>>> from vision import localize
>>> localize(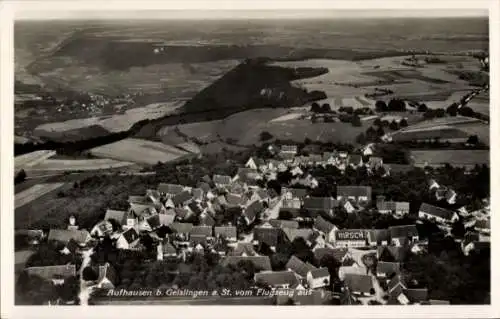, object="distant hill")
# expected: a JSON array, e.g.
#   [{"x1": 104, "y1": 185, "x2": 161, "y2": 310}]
[{"x1": 182, "y1": 58, "x2": 327, "y2": 114}]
